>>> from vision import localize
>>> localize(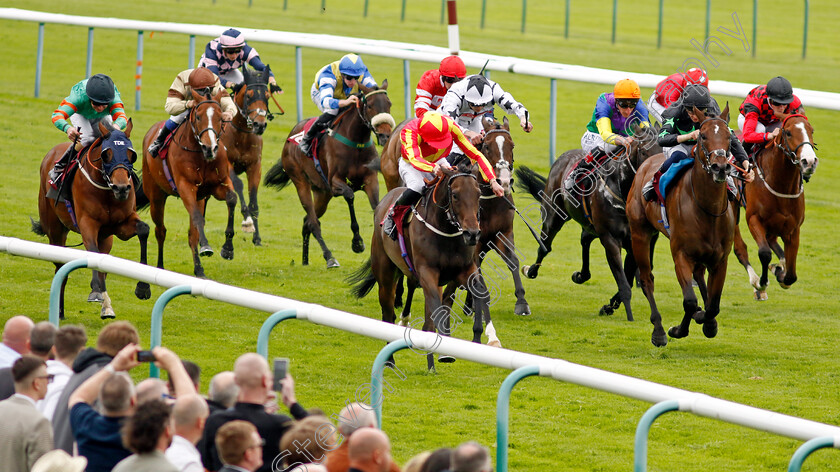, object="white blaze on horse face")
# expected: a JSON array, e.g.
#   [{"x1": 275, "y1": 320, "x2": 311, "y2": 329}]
[
  {"x1": 206, "y1": 107, "x2": 217, "y2": 150},
  {"x1": 795, "y1": 122, "x2": 818, "y2": 168},
  {"x1": 495, "y1": 135, "x2": 512, "y2": 189},
  {"x1": 714, "y1": 123, "x2": 720, "y2": 135}
]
